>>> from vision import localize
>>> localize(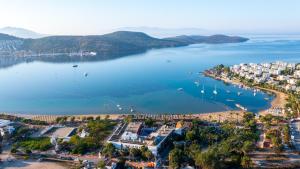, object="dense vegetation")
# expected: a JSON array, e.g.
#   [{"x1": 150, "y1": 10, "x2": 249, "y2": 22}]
[
  {"x1": 168, "y1": 112, "x2": 258, "y2": 169},
  {"x1": 15, "y1": 137, "x2": 52, "y2": 152},
  {"x1": 165, "y1": 35, "x2": 248, "y2": 44},
  {"x1": 60, "y1": 119, "x2": 116, "y2": 155}
]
